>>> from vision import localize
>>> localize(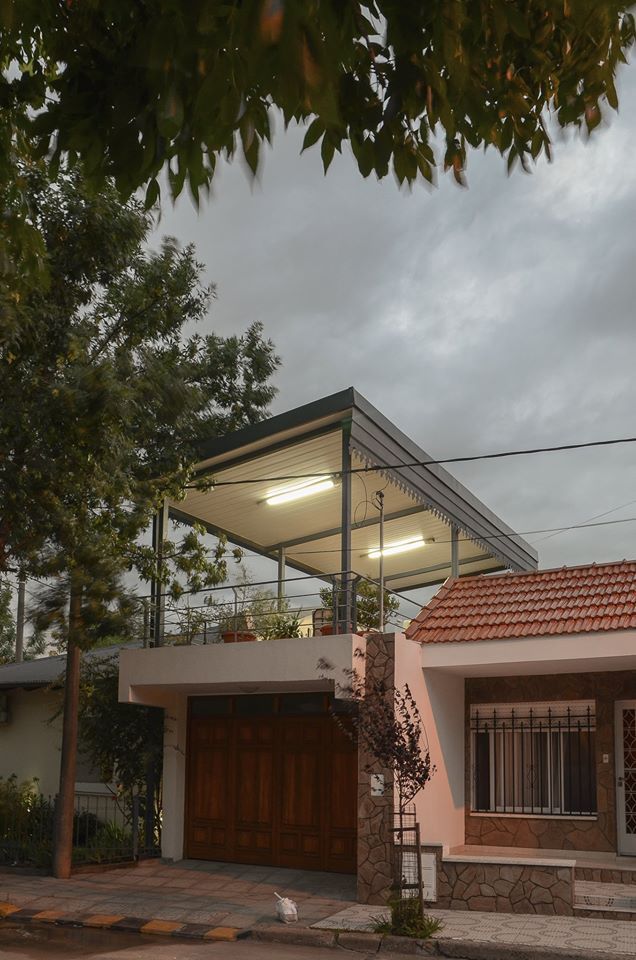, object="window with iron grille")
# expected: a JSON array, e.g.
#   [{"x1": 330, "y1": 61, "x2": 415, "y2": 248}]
[{"x1": 470, "y1": 701, "x2": 597, "y2": 817}]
